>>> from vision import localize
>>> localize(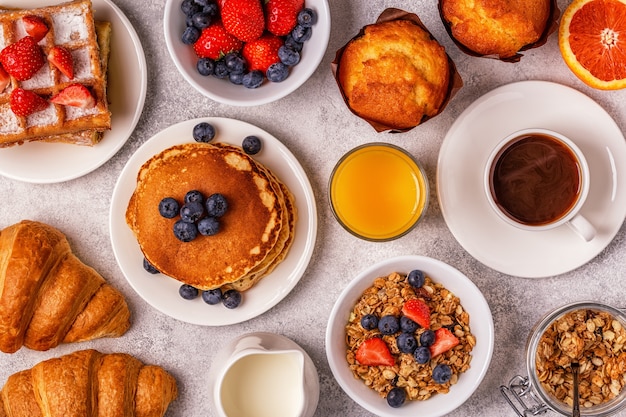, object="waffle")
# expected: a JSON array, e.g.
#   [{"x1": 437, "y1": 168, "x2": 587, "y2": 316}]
[{"x1": 0, "y1": 0, "x2": 111, "y2": 148}]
